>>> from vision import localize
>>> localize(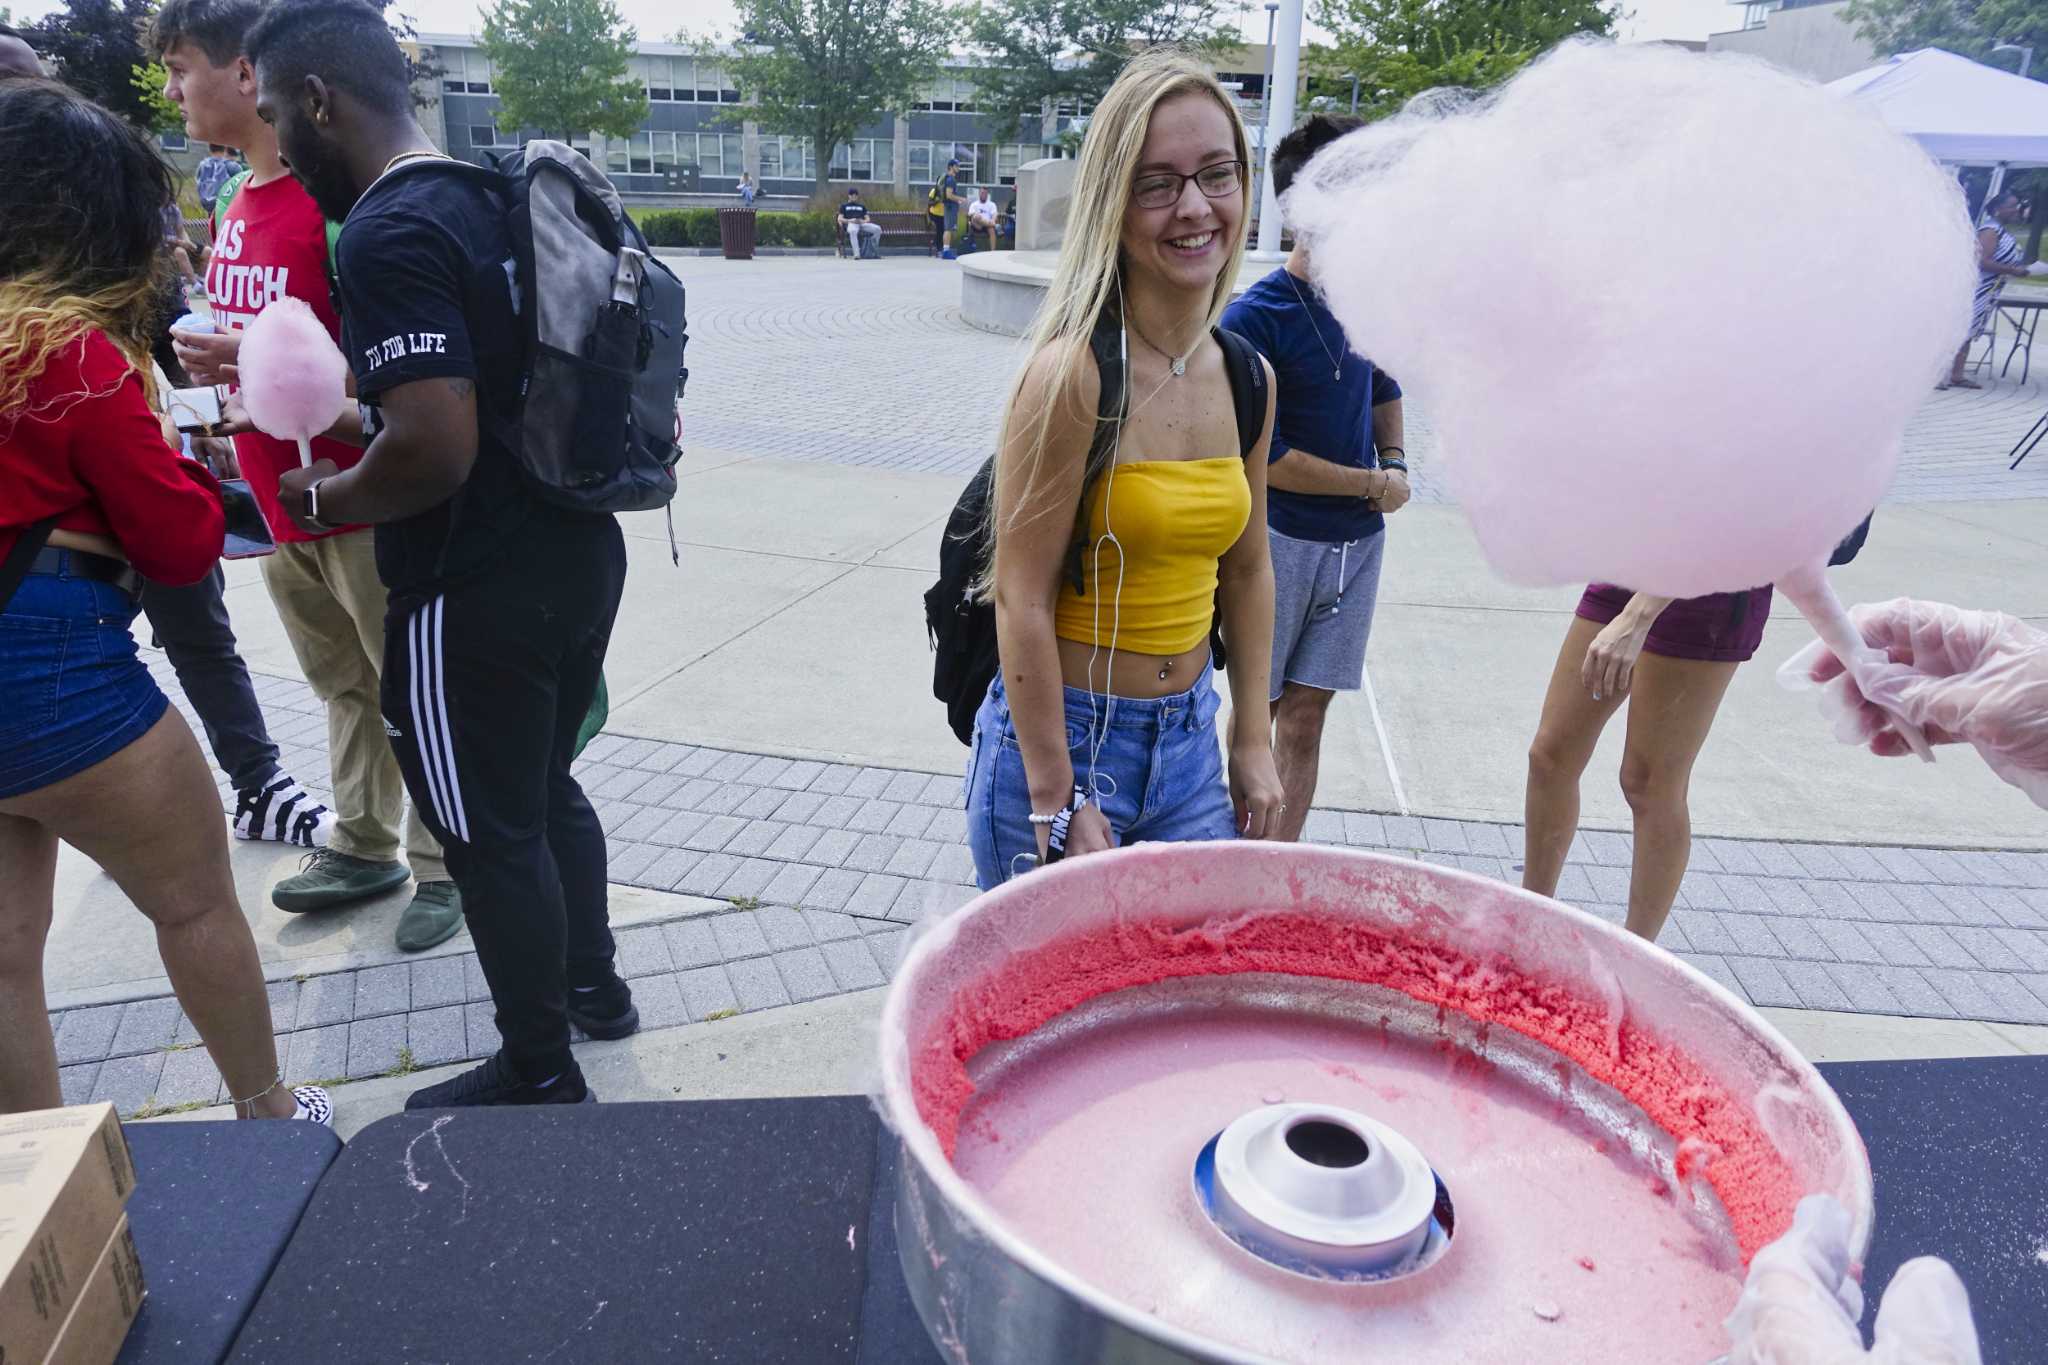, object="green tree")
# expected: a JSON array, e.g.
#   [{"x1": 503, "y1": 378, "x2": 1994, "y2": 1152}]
[
  {"x1": 1844, "y1": 0, "x2": 2048, "y2": 254},
  {"x1": 25, "y1": 0, "x2": 157, "y2": 127},
  {"x1": 966, "y1": 0, "x2": 1237, "y2": 143},
  {"x1": 1845, "y1": 0, "x2": 2047, "y2": 72},
  {"x1": 703, "y1": 0, "x2": 956, "y2": 198},
  {"x1": 1316, "y1": 0, "x2": 1618, "y2": 121},
  {"x1": 131, "y1": 56, "x2": 181, "y2": 132},
  {"x1": 479, "y1": 0, "x2": 649, "y2": 142}
]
